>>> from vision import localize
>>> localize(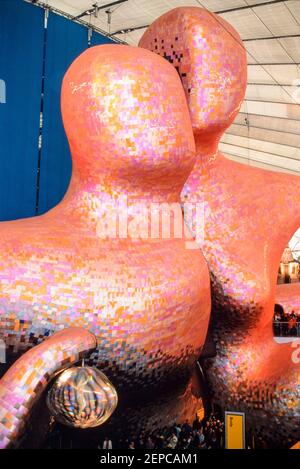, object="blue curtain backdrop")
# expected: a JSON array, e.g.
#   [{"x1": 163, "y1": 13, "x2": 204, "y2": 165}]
[
  {"x1": 37, "y1": 13, "x2": 88, "y2": 215},
  {"x1": 91, "y1": 29, "x2": 115, "y2": 46},
  {"x1": 0, "y1": 0, "x2": 115, "y2": 220},
  {"x1": 0, "y1": 0, "x2": 44, "y2": 220},
  {"x1": 38, "y1": 14, "x2": 115, "y2": 215}
]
